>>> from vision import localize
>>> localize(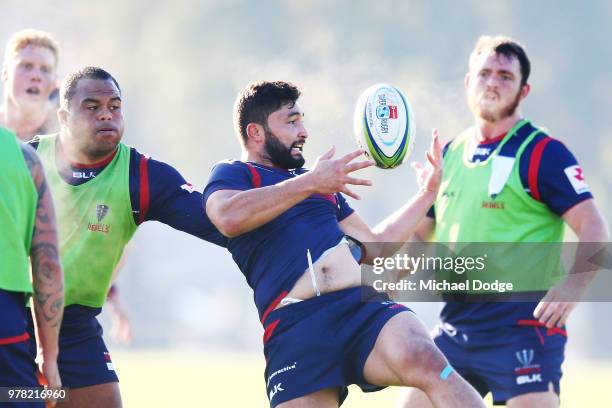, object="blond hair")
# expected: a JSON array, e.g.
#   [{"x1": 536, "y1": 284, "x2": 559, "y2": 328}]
[{"x1": 4, "y1": 29, "x2": 60, "y2": 67}]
